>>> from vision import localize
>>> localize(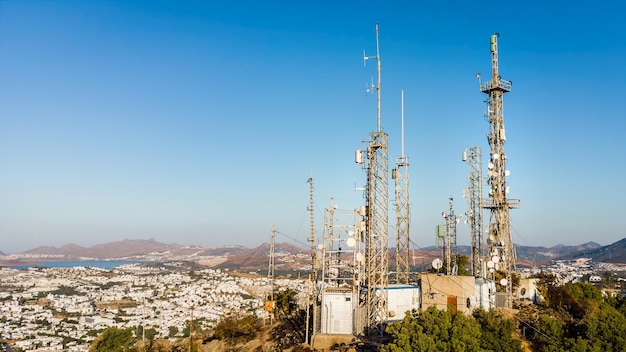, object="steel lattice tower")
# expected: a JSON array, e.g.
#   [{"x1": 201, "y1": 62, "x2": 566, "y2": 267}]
[
  {"x1": 308, "y1": 176, "x2": 317, "y2": 275},
  {"x1": 463, "y1": 146, "x2": 484, "y2": 278},
  {"x1": 478, "y1": 33, "x2": 519, "y2": 308},
  {"x1": 363, "y1": 24, "x2": 389, "y2": 333},
  {"x1": 442, "y1": 197, "x2": 459, "y2": 275},
  {"x1": 393, "y1": 91, "x2": 410, "y2": 284}
]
